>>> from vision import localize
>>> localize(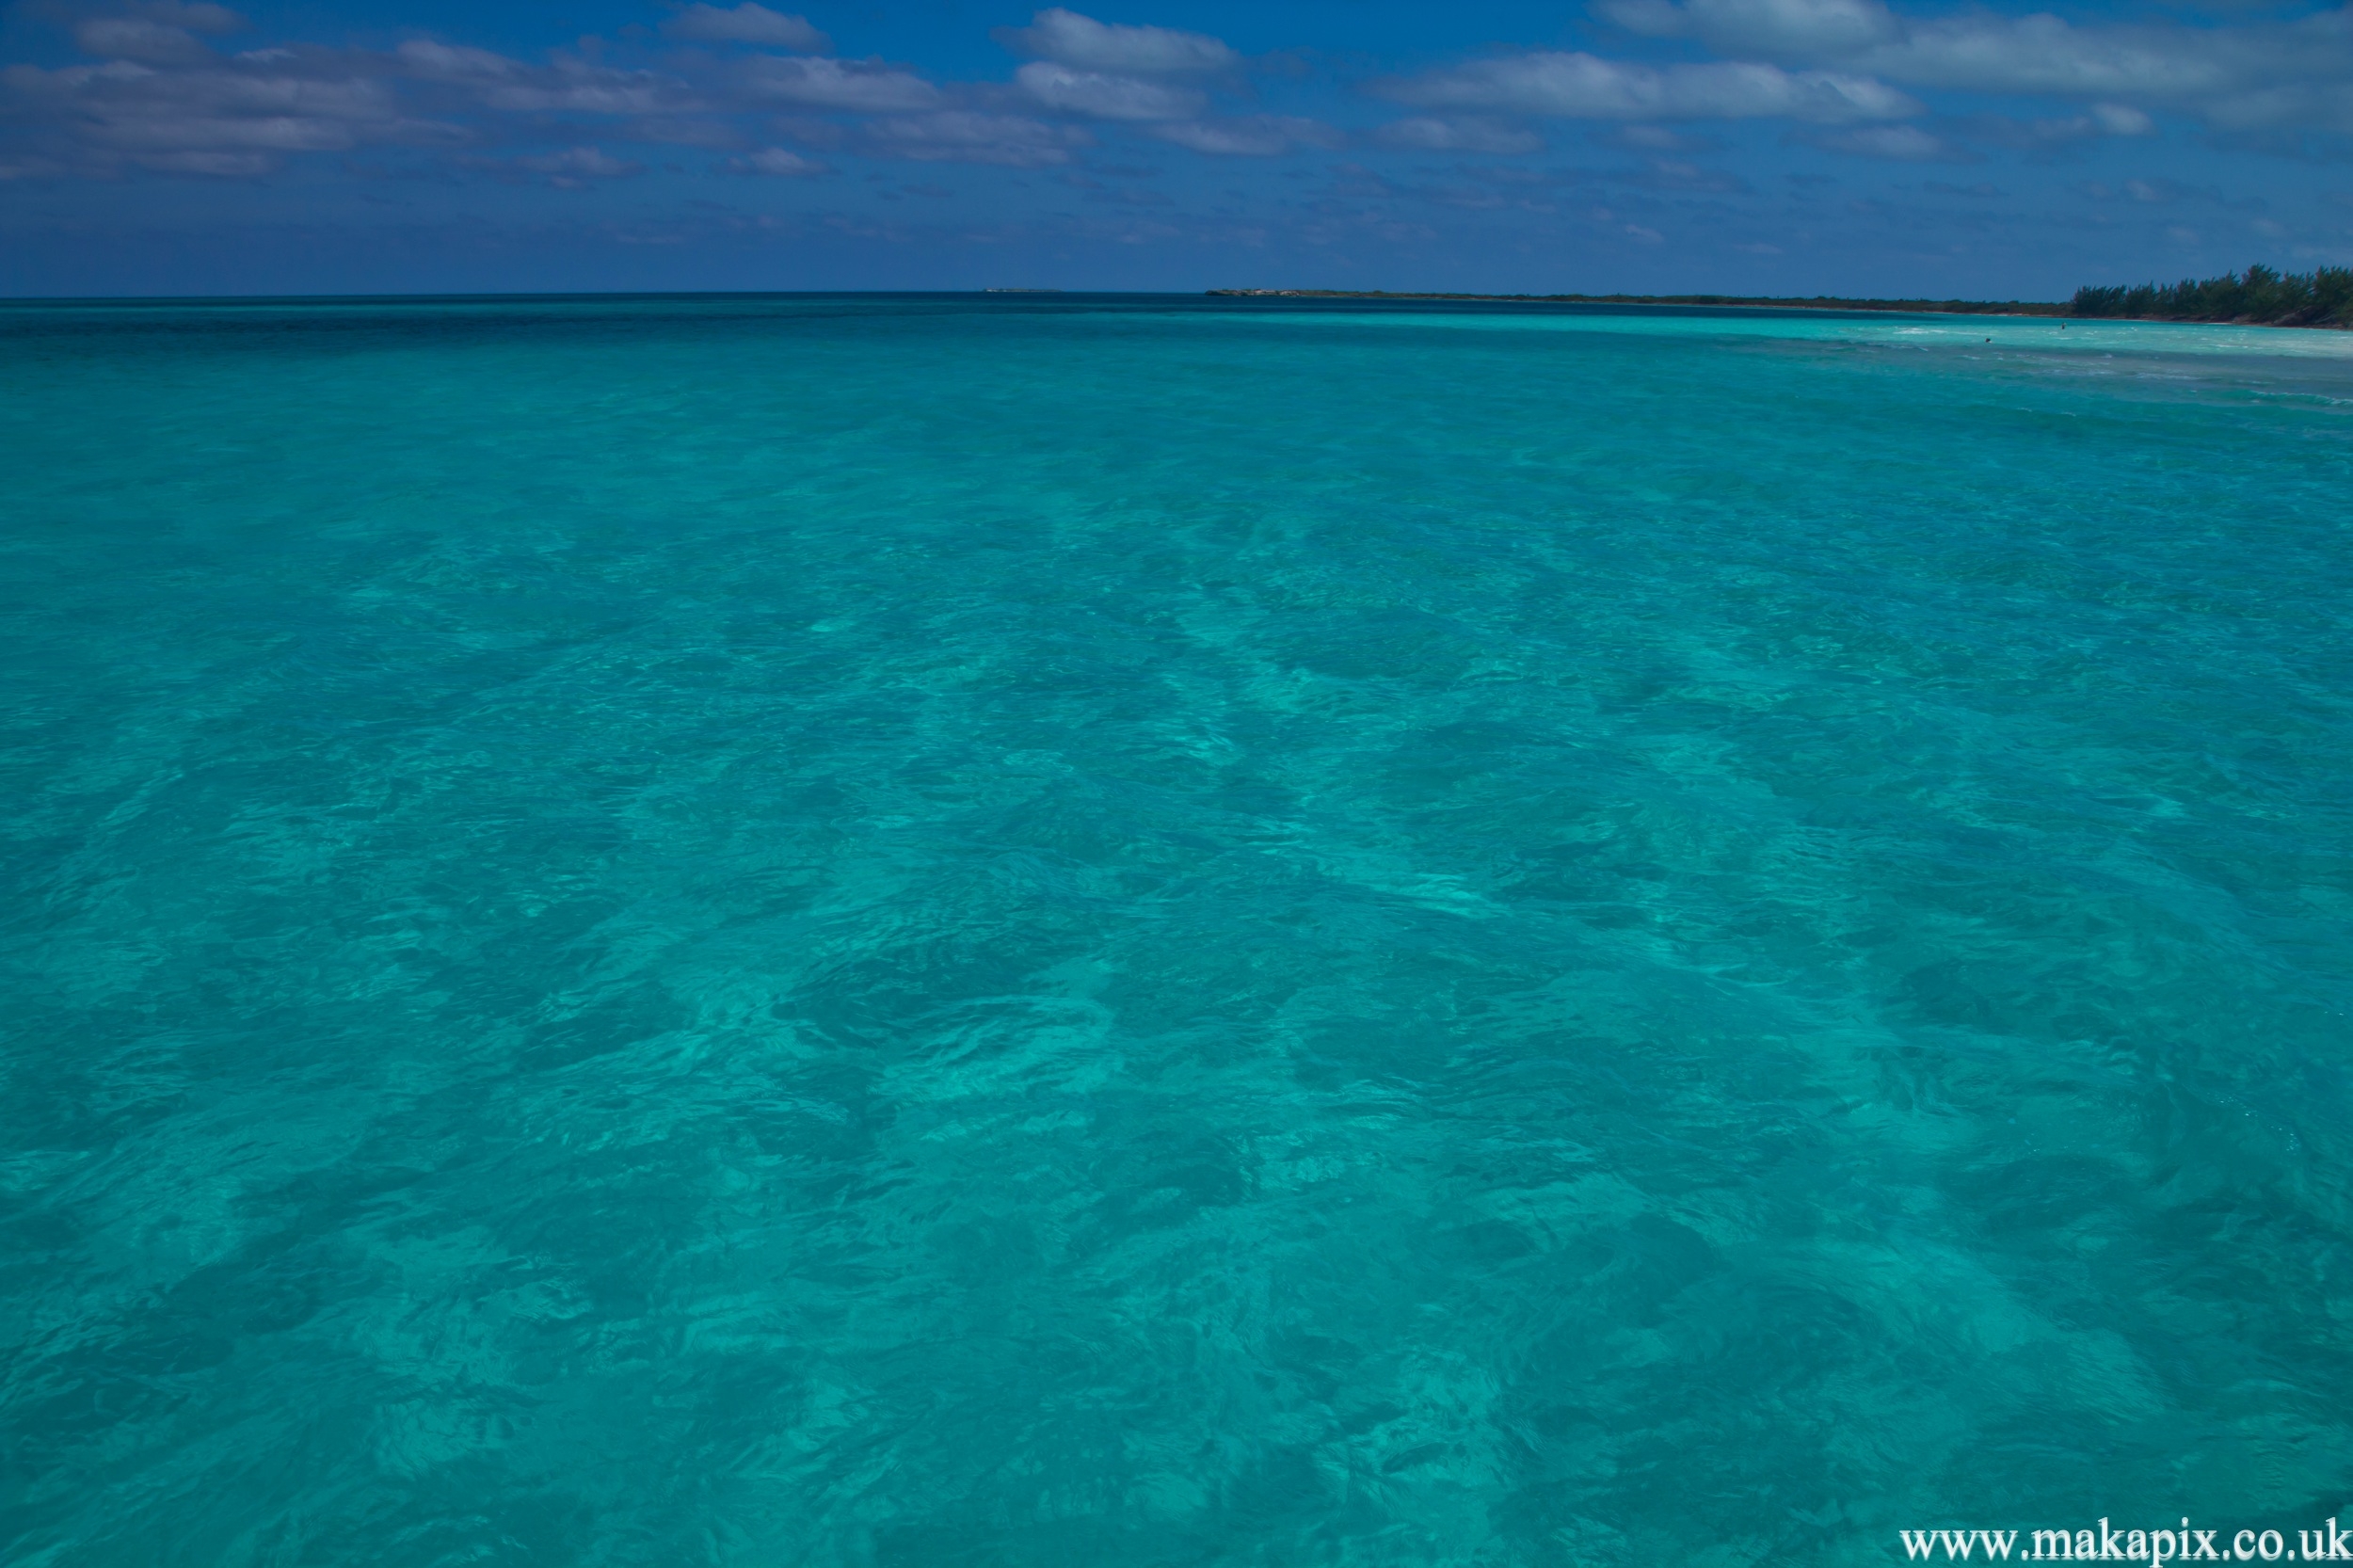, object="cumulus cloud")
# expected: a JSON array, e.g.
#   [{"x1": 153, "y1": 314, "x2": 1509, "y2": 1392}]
[
  {"x1": 2200, "y1": 84, "x2": 2353, "y2": 132},
  {"x1": 127, "y1": 2, "x2": 249, "y2": 32},
  {"x1": 393, "y1": 38, "x2": 696, "y2": 116},
  {"x1": 1954, "y1": 105, "x2": 2158, "y2": 150},
  {"x1": 1625, "y1": 155, "x2": 1752, "y2": 189},
  {"x1": 724, "y1": 145, "x2": 828, "y2": 173},
  {"x1": 864, "y1": 110, "x2": 1091, "y2": 164},
  {"x1": 1001, "y1": 8, "x2": 1238, "y2": 75},
  {"x1": 138, "y1": 149, "x2": 268, "y2": 173},
  {"x1": 1595, "y1": 0, "x2": 2353, "y2": 131},
  {"x1": 627, "y1": 114, "x2": 742, "y2": 146},
  {"x1": 664, "y1": 4, "x2": 829, "y2": 52},
  {"x1": 8, "y1": 16, "x2": 782, "y2": 179},
  {"x1": 1853, "y1": 15, "x2": 2248, "y2": 100},
  {"x1": 510, "y1": 145, "x2": 645, "y2": 182},
  {"x1": 1599, "y1": 0, "x2": 1897, "y2": 56},
  {"x1": 451, "y1": 143, "x2": 645, "y2": 186},
  {"x1": 392, "y1": 40, "x2": 516, "y2": 81},
  {"x1": 73, "y1": 18, "x2": 218, "y2": 66},
  {"x1": 3, "y1": 24, "x2": 779, "y2": 180},
  {"x1": 1800, "y1": 122, "x2": 1967, "y2": 159},
  {"x1": 1015, "y1": 60, "x2": 1202, "y2": 119},
  {"x1": 1374, "y1": 115, "x2": 1545, "y2": 153},
  {"x1": 1148, "y1": 115, "x2": 1341, "y2": 154},
  {"x1": 478, "y1": 69, "x2": 685, "y2": 115},
  {"x1": 740, "y1": 55, "x2": 940, "y2": 110},
  {"x1": 1602, "y1": 123, "x2": 1721, "y2": 150},
  {"x1": 3, "y1": 51, "x2": 433, "y2": 173},
  {"x1": 1385, "y1": 52, "x2": 1917, "y2": 121}
]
